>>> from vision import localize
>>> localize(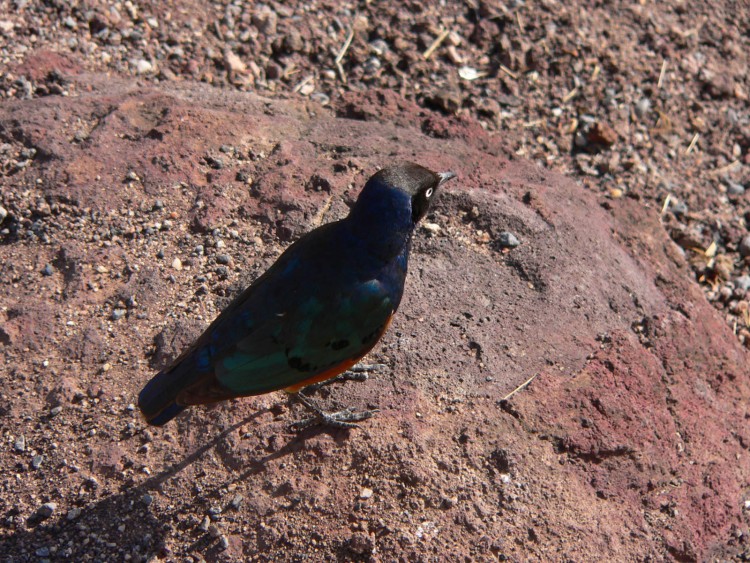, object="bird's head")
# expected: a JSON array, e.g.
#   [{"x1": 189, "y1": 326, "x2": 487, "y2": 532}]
[
  {"x1": 366, "y1": 162, "x2": 457, "y2": 224},
  {"x1": 348, "y1": 163, "x2": 457, "y2": 258}
]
